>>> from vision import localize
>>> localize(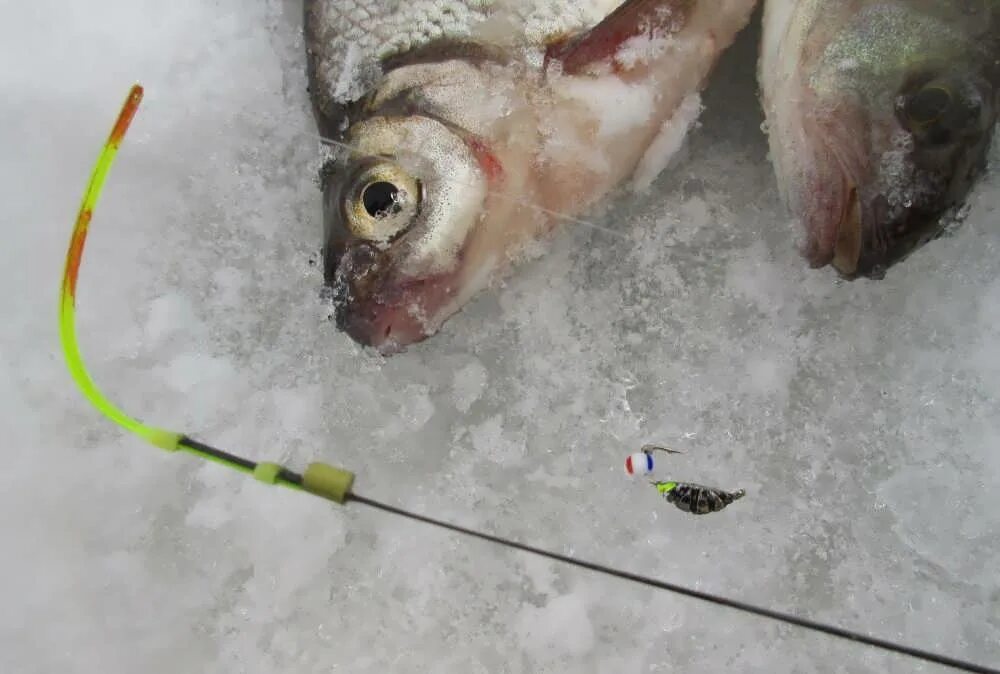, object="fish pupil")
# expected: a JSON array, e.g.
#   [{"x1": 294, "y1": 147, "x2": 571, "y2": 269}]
[
  {"x1": 363, "y1": 181, "x2": 401, "y2": 219},
  {"x1": 906, "y1": 85, "x2": 951, "y2": 126}
]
